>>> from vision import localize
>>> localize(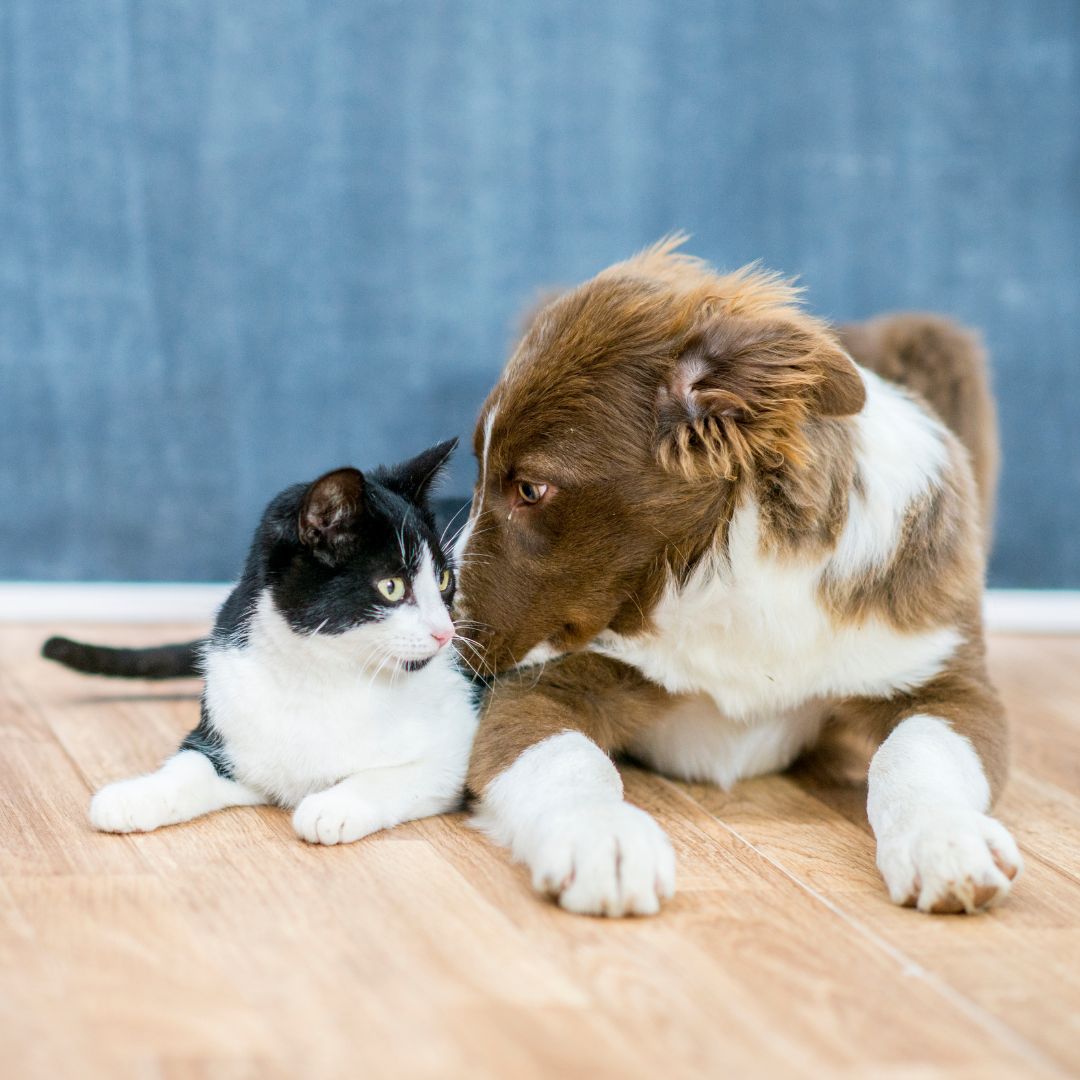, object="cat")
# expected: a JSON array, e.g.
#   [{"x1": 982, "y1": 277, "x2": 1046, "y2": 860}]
[{"x1": 47, "y1": 439, "x2": 480, "y2": 844}]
